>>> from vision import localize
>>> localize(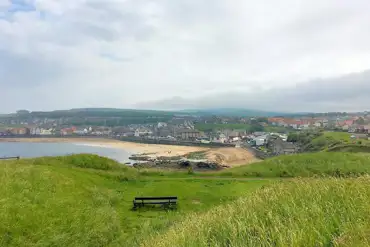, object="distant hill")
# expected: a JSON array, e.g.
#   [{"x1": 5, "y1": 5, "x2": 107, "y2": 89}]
[{"x1": 180, "y1": 108, "x2": 289, "y2": 117}]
